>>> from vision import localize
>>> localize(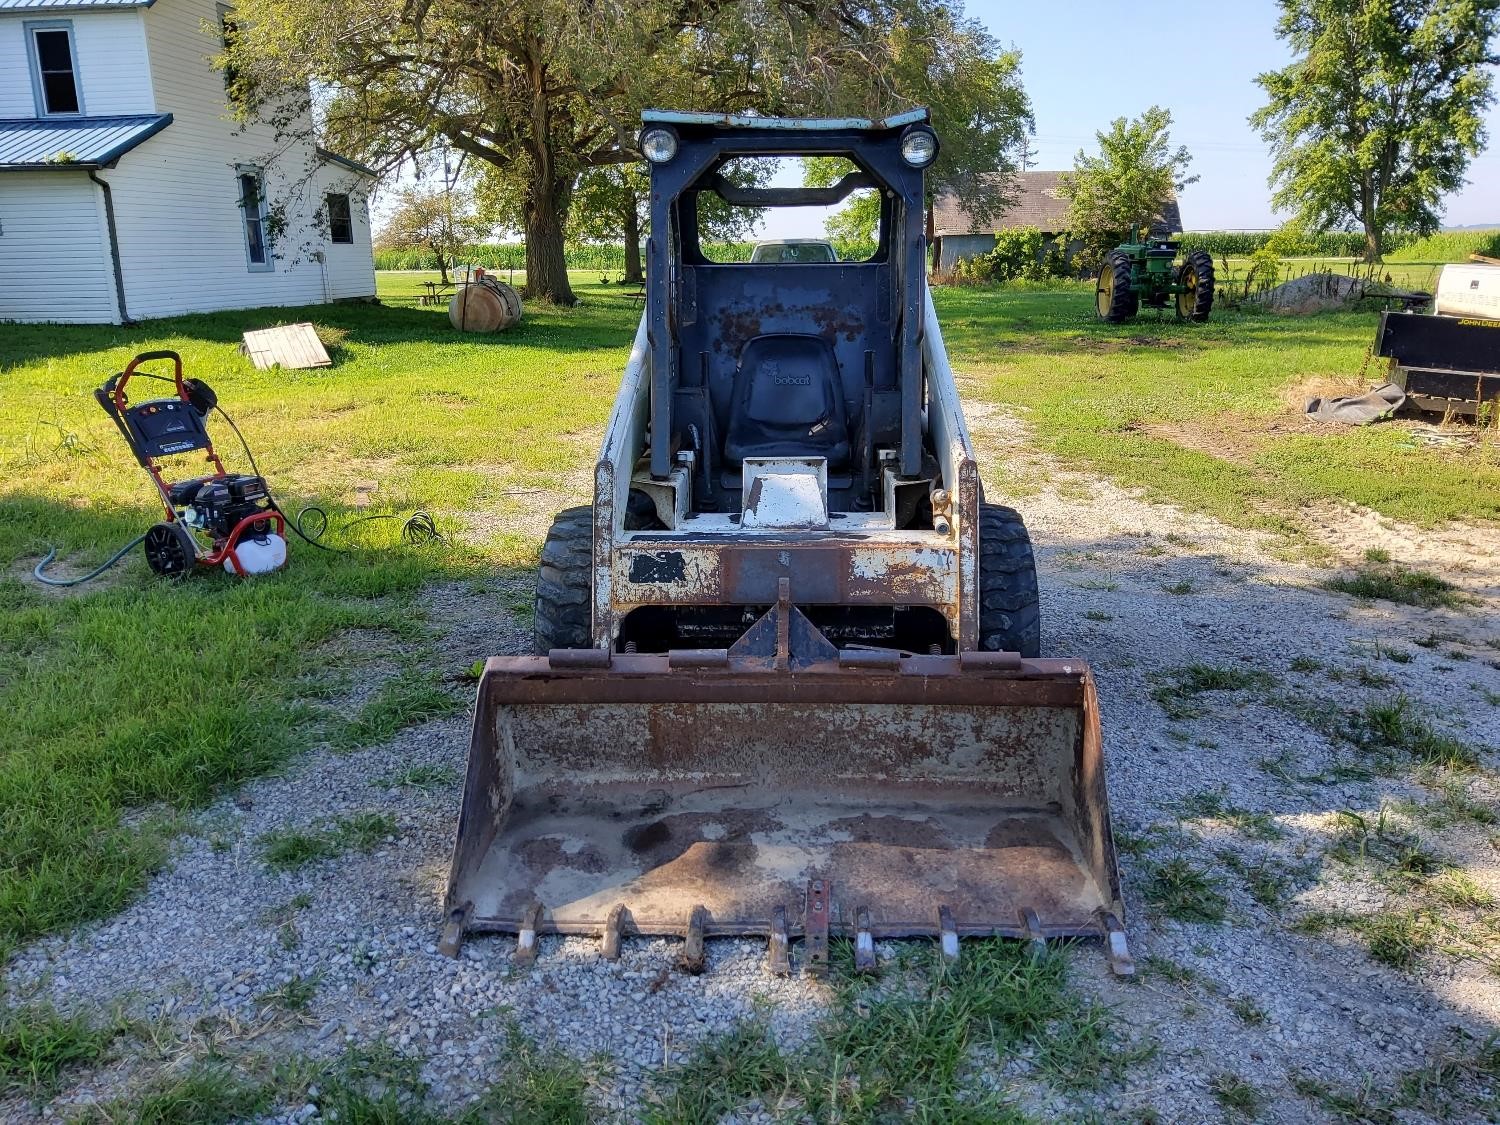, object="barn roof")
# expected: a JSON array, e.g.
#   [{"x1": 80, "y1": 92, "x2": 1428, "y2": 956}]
[
  {"x1": 0, "y1": 0, "x2": 153, "y2": 10},
  {"x1": 0, "y1": 114, "x2": 171, "y2": 170},
  {"x1": 932, "y1": 170, "x2": 1182, "y2": 236}
]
